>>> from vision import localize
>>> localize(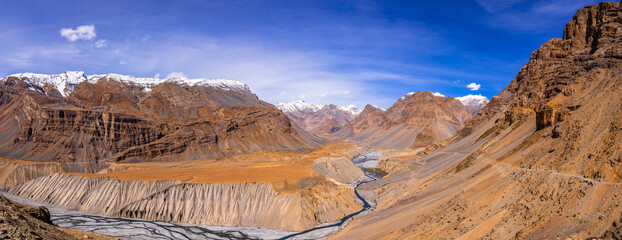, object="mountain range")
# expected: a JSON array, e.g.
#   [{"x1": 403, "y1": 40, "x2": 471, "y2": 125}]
[
  {"x1": 0, "y1": 72, "x2": 322, "y2": 171},
  {"x1": 1, "y1": 1, "x2": 621, "y2": 239},
  {"x1": 280, "y1": 91, "x2": 488, "y2": 148}
]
